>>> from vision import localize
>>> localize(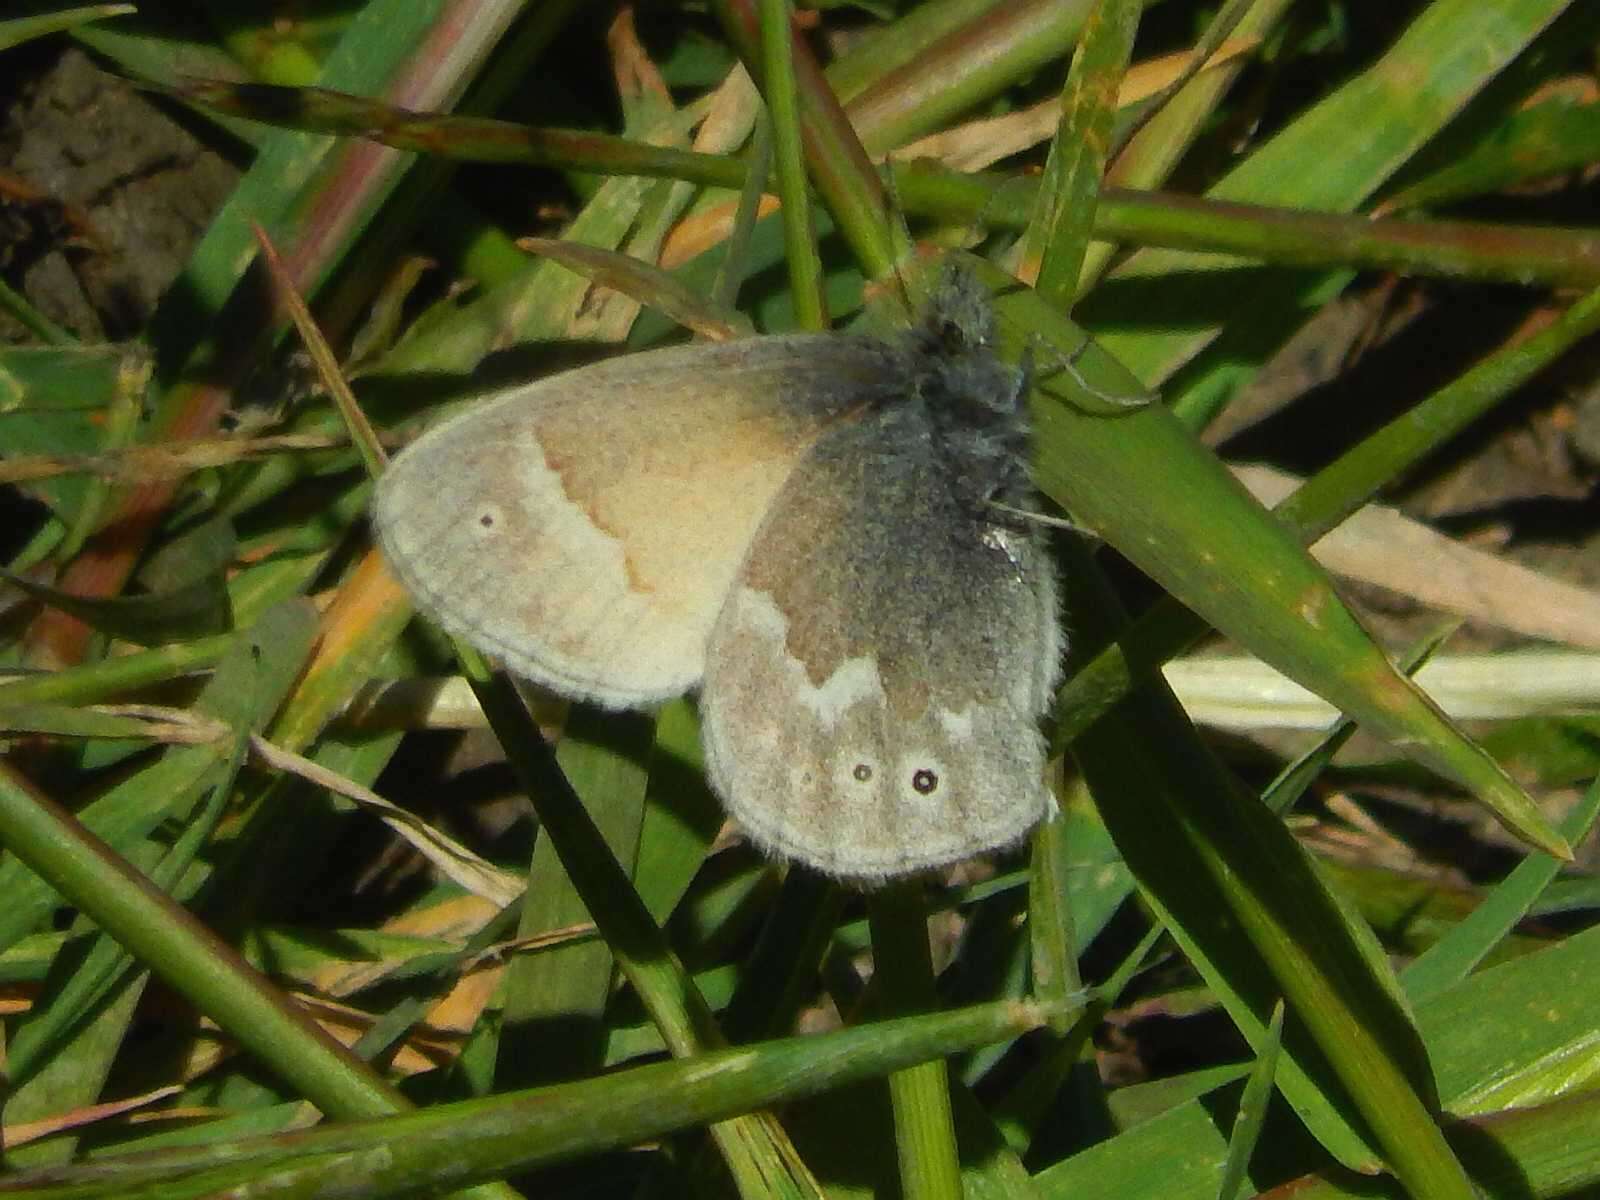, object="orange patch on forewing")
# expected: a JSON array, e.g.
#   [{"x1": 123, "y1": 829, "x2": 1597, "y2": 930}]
[{"x1": 534, "y1": 400, "x2": 834, "y2": 611}]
